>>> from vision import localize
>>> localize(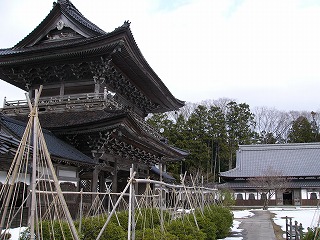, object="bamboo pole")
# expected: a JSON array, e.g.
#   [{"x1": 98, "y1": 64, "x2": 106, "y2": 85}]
[
  {"x1": 30, "y1": 89, "x2": 39, "y2": 240},
  {"x1": 78, "y1": 188, "x2": 83, "y2": 234},
  {"x1": 127, "y1": 166, "x2": 133, "y2": 240},
  {"x1": 182, "y1": 174, "x2": 199, "y2": 230},
  {"x1": 0, "y1": 89, "x2": 37, "y2": 236},
  {"x1": 39, "y1": 125, "x2": 80, "y2": 240},
  {"x1": 96, "y1": 171, "x2": 136, "y2": 240},
  {"x1": 0, "y1": 122, "x2": 31, "y2": 234}
]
